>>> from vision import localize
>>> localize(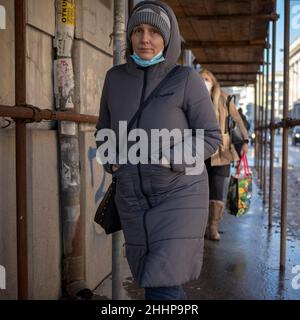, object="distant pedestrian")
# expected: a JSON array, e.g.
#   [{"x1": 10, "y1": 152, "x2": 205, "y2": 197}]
[
  {"x1": 200, "y1": 69, "x2": 249, "y2": 241},
  {"x1": 238, "y1": 108, "x2": 251, "y2": 132}
]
